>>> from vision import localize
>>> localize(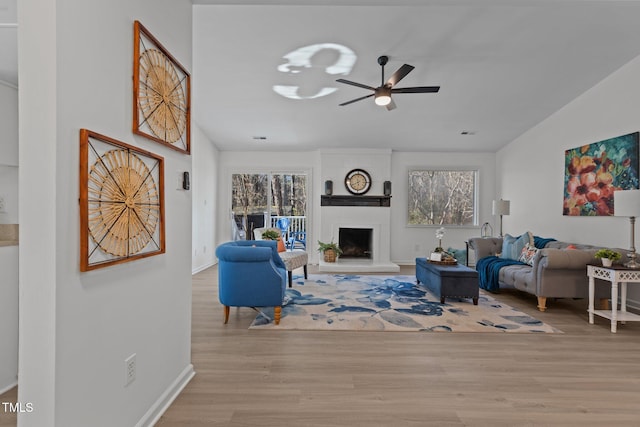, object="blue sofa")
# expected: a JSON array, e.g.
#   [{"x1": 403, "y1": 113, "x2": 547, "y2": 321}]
[{"x1": 216, "y1": 240, "x2": 287, "y2": 325}]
